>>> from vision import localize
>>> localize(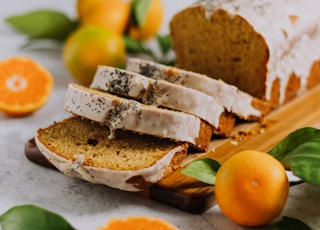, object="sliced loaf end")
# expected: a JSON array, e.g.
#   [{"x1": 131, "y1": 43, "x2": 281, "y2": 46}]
[{"x1": 35, "y1": 116, "x2": 188, "y2": 191}]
